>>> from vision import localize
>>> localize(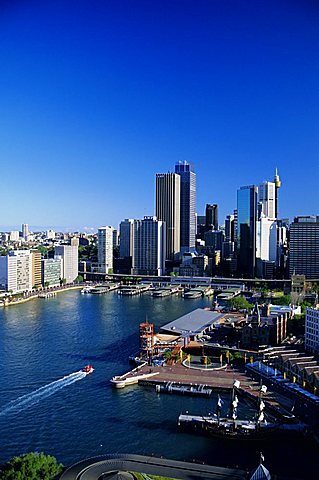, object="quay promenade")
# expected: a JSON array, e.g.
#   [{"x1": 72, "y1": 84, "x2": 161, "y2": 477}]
[{"x1": 111, "y1": 362, "x2": 295, "y2": 415}]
